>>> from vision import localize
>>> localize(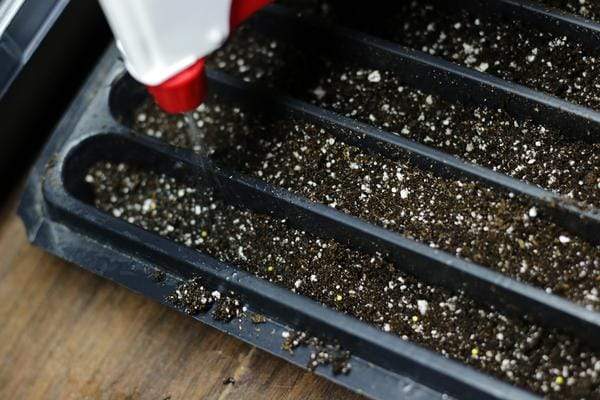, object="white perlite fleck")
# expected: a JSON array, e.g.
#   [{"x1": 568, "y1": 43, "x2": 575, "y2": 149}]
[
  {"x1": 312, "y1": 86, "x2": 326, "y2": 100},
  {"x1": 417, "y1": 300, "x2": 429, "y2": 316},
  {"x1": 559, "y1": 235, "x2": 571, "y2": 244},
  {"x1": 368, "y1": 70, "x2": 381, "y2": 83},
  {"x1": 142, "y1": 198, "x2": 155, "y2": 213},
  {"x1": 476, "y1": 62, "x2": 489, "y2": 72},
  {"x1": 238, "y1": 246, "x2": 247, "y2": 260},
  {"x1": 528, "y1": 207, "x2": 538, "y2": 218},
  {"x1": 400, "y1": 189, "x2": 409, "y2": 199},
  {"x1": 211, "y1": 290, "x2": 221, "y2": 300},
  {"x1": 281, "y1": 331, "x2": 290, "y2": 338},
  {"x1": 501, "y1": 359, "x2": 512, "y2": 372},
  {"x1": 383, "y1": 323, "x2": 391, "y2": 332}
]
